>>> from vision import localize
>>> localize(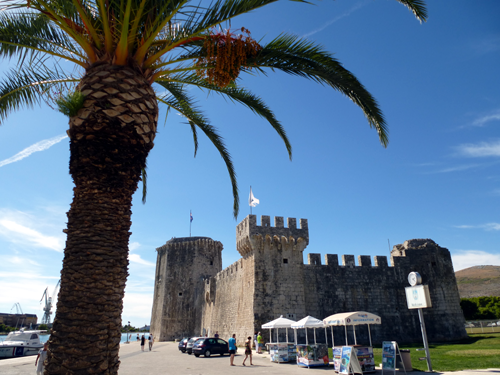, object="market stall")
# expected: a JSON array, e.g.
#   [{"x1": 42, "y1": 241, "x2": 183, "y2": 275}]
[
  {"x1": 291, "y1": 316, "x2": 329, "y2": 368},
  {"x1": 262, "y1": 315, "x2": 297, "y2": 363},
  {"x1": 323, "y1": 311, "x2": 381, "y2": 373}
]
